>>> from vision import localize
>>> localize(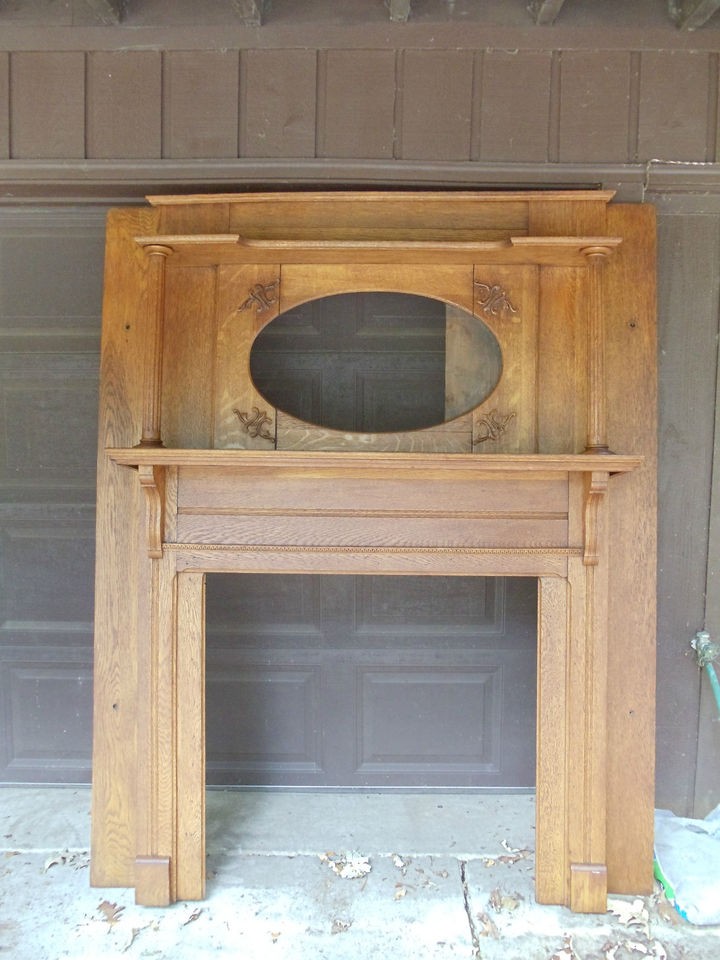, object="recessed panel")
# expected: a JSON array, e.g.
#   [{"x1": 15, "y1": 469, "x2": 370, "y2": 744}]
[
  {"x1": 0, "y1": 653, "x2": 92, "y2": 781},
  {"x1": 206, "y1": 663, "x2": 322, "y2": 781},
  {"x1": 356, "y1": 666, "x2": 502, "y2": 775}
]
